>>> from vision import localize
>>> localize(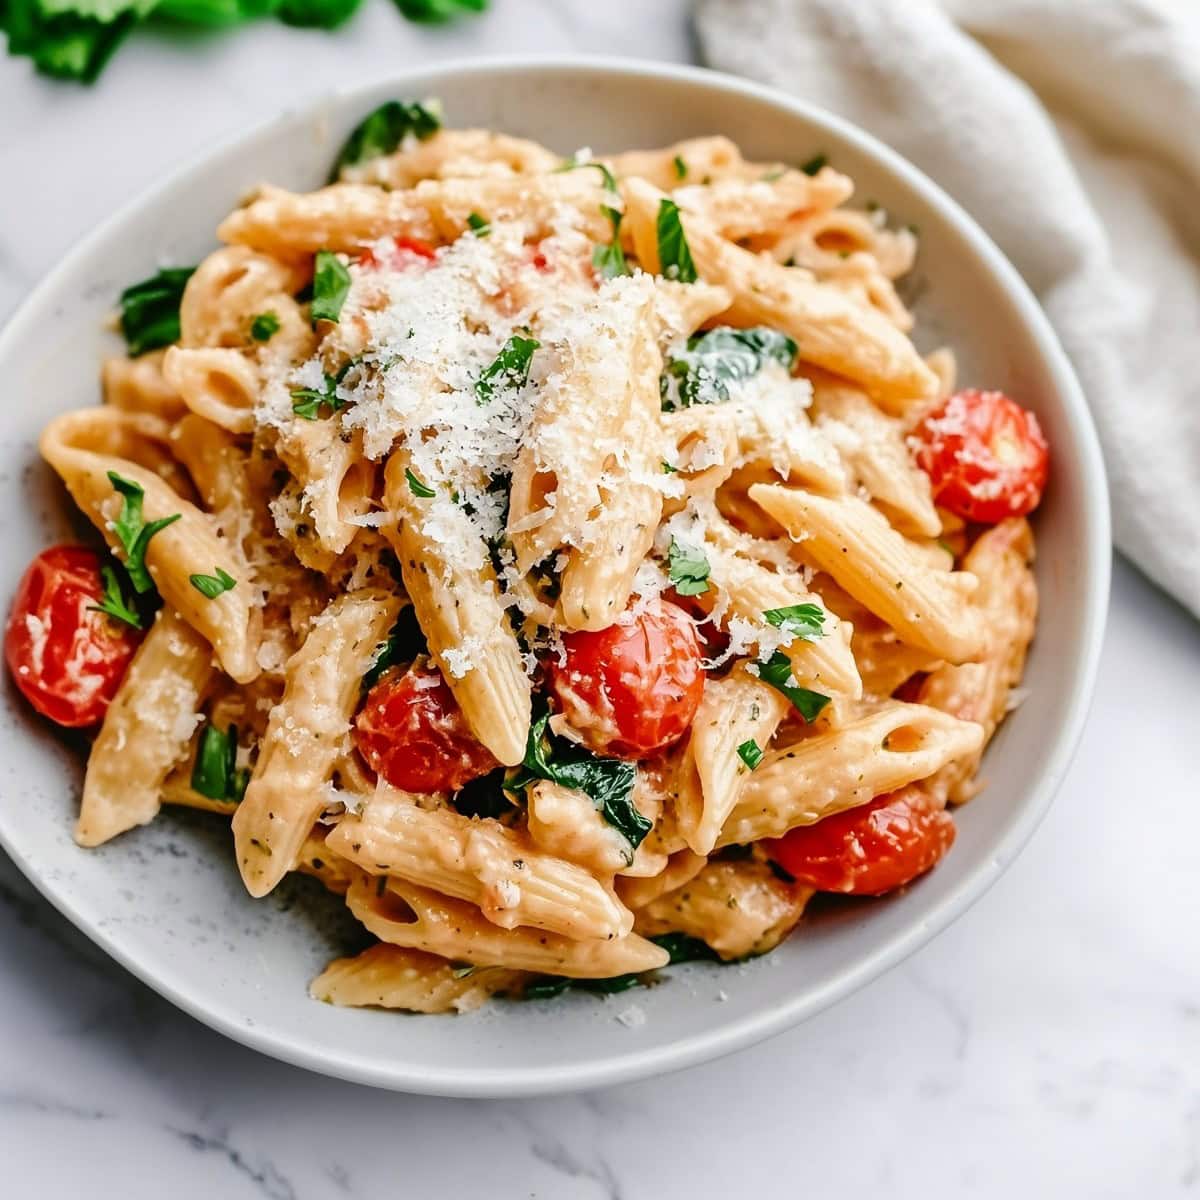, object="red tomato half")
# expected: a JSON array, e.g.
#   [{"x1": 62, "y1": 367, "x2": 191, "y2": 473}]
[
  {"x1": 357, "y1": 236, "x2": 437, "y2": 270},
  {"x1": 767, "y1": 786, "x2": 956, "y2": 896},
  {"x1": 913, "y1": 389, "x2": 1049, "y2": 523},
  {"x1": 548, "y1": 597, "x2": 705, "y2": 759},
  {"x1": 353, "y1": 661, "x2": 498, "y2": 793},
  {"x1": 5, "y1": 545, "x2": 142, "y2": 728}
]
